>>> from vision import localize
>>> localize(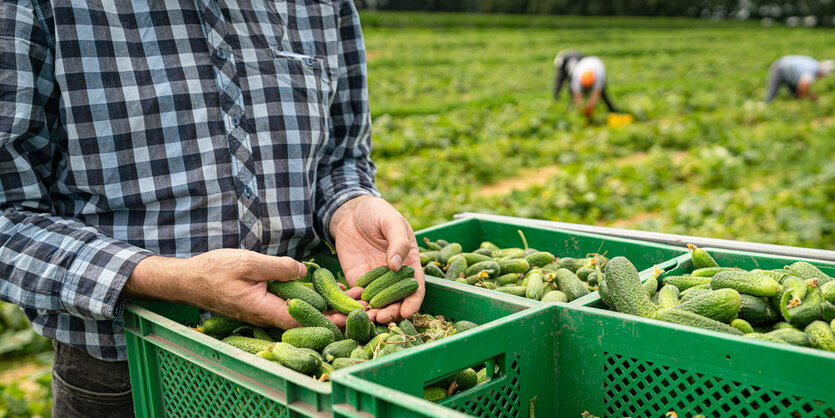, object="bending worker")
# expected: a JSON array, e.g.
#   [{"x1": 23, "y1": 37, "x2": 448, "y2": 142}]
[
  {"x1": 765, "y1": 55, "x2": 834, "y2": 103},
  {"x1": 554, "y1": 51, "x2": 617, "y2": 118}
]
